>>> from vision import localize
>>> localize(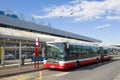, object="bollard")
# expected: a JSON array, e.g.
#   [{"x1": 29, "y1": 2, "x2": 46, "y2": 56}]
[{"x1": 21, "y1": 57, "x2": 24, "y2": 65}]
